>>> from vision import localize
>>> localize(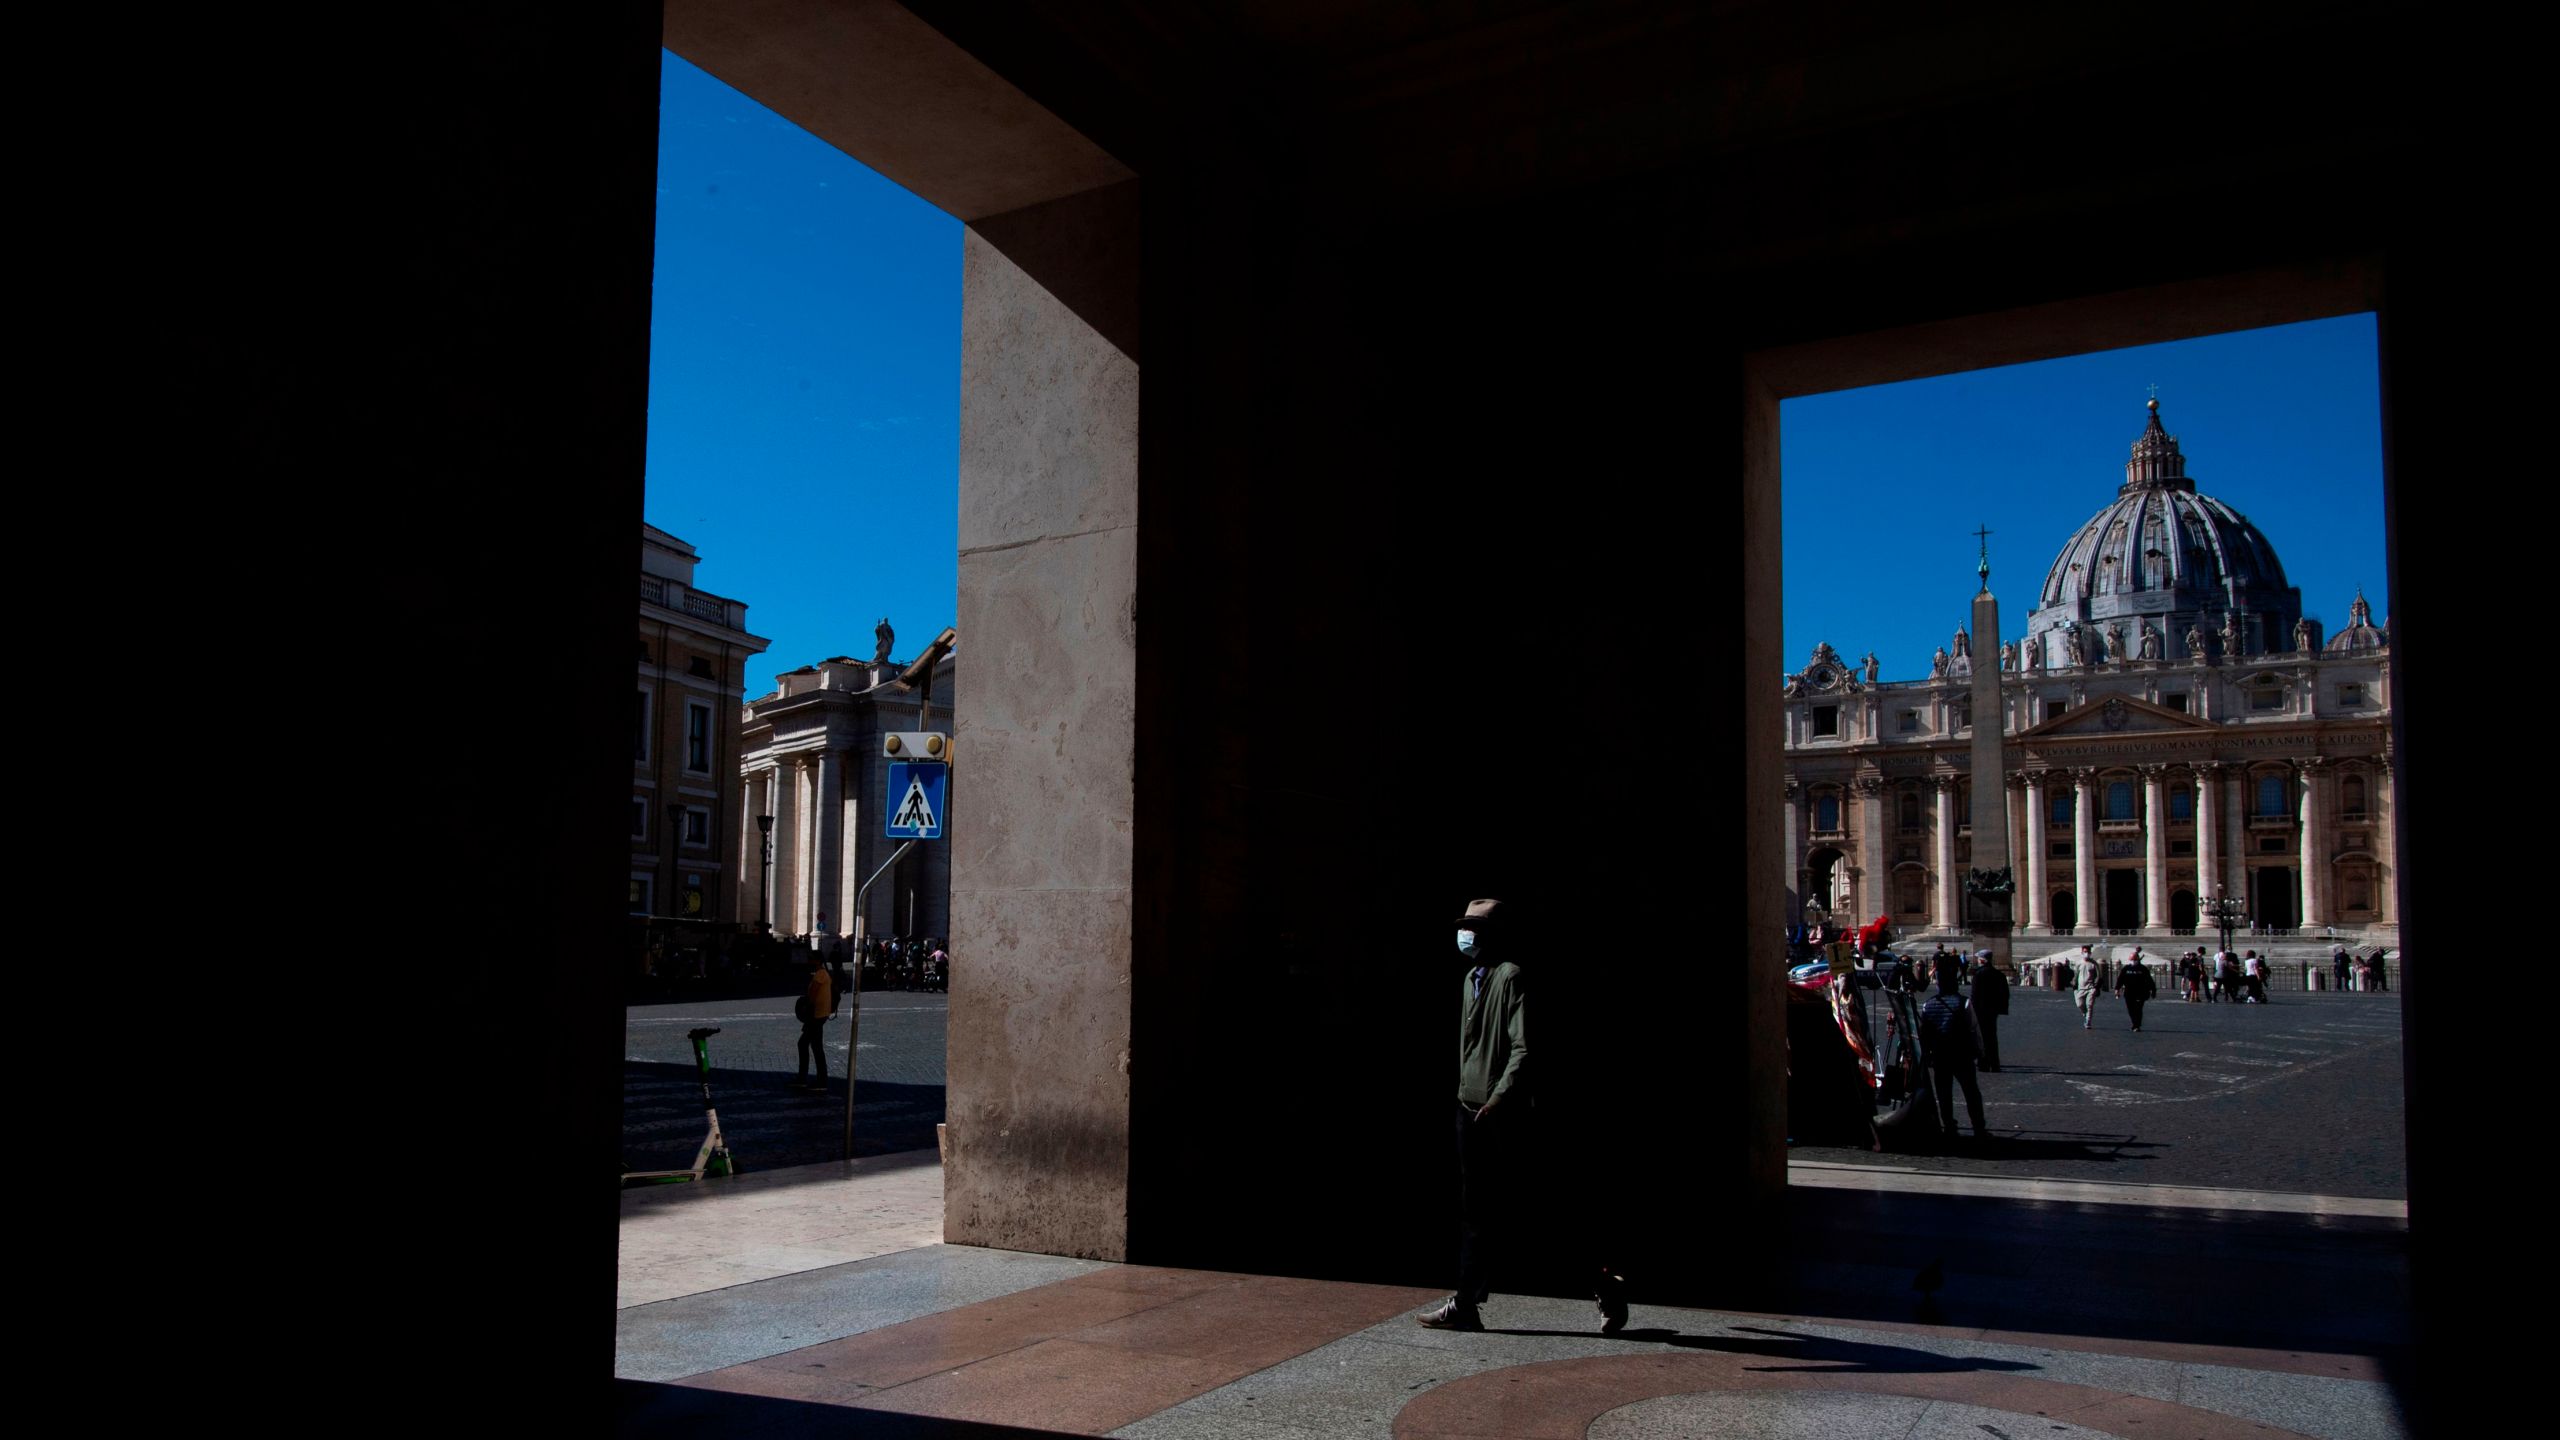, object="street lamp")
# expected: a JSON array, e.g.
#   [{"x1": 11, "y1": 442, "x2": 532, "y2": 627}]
[
  {"x1": 756, "y1": 813, "x2": 775, "y2": 935},
  {"x1": 2204, "y1": 883, "x2": 2246, "y2": 959}
]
